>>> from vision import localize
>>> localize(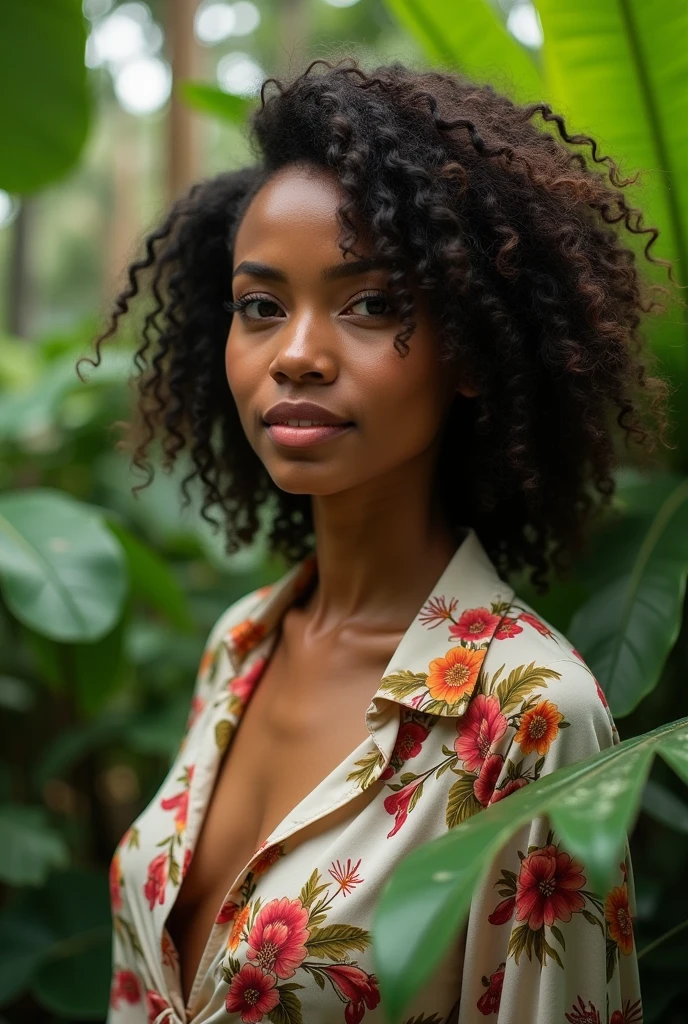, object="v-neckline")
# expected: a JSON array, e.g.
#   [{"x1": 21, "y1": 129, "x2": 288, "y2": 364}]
[{"x1": 159, "y1": 626, "x2": 399, "y2": 1021}]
